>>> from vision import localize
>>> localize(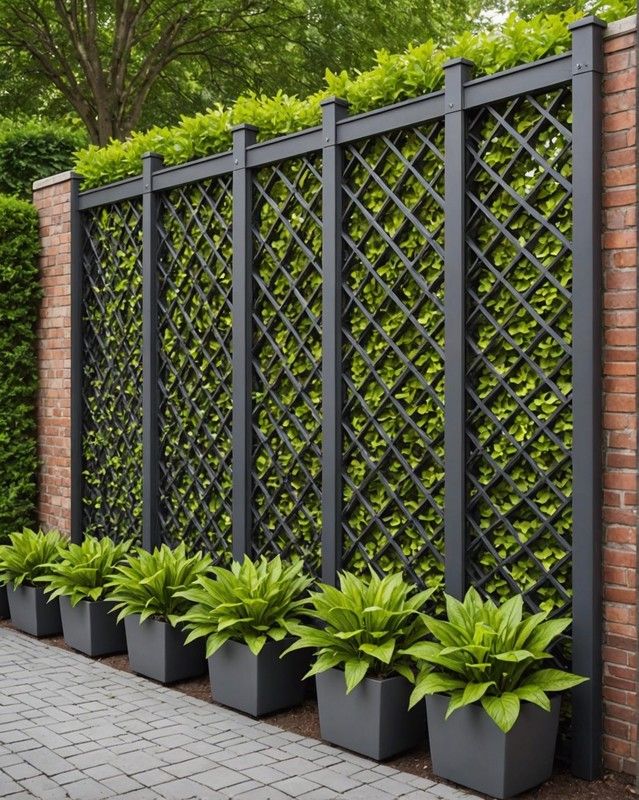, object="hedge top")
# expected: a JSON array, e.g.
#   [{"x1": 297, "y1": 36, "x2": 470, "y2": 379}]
[{"x1": 75, "y1": 2, "x2": 632, "y2": 189}]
